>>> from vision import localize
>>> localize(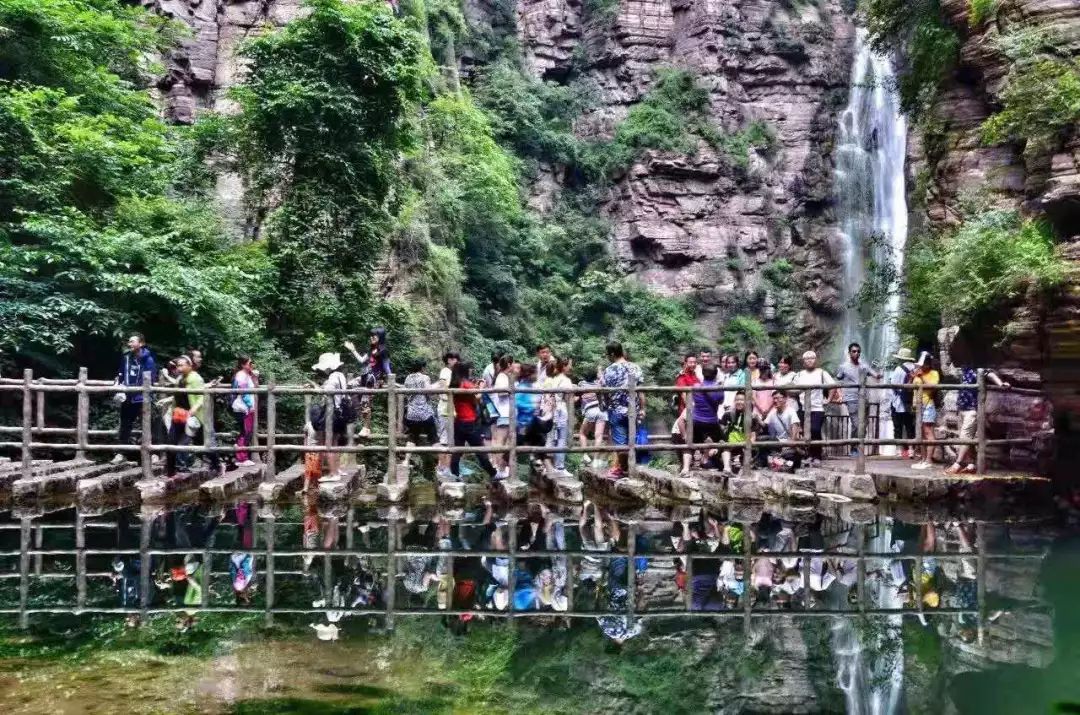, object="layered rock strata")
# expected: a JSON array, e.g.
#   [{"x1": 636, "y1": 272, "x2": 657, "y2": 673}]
[{"x1": 518, "y1": 0, "x2": 859, "y2": 345}]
